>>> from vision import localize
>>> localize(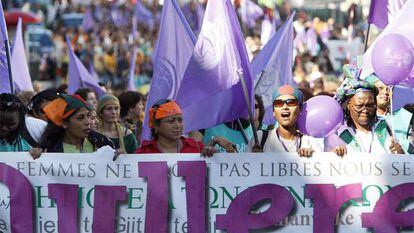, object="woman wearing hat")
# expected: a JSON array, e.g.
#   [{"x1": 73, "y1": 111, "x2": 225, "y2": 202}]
[
  {"x1": 33, "y1": 94, "x2": 114, "y2": 154},
  {"x1": 334, "y1": 79, "x2": 405, "y2": 154},
  {"x1": 250, "y1": 85, "x2": 326, "y2": 157},
  {"x1": 136, "y1": 99, "x2": 231, "y2": 155},
  {"x1": 97, "y1": 95, "x2": 138, "y2": 154}
]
